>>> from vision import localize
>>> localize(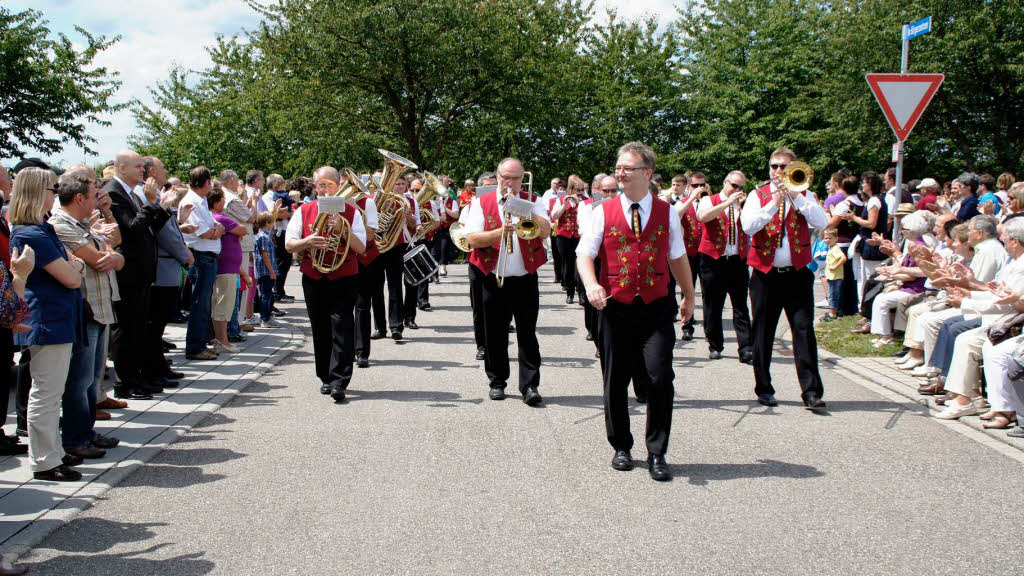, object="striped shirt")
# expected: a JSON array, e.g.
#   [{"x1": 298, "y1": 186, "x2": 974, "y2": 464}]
[{"x1": 49, "y1": 207, "x2": 120, "y2": 325}]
